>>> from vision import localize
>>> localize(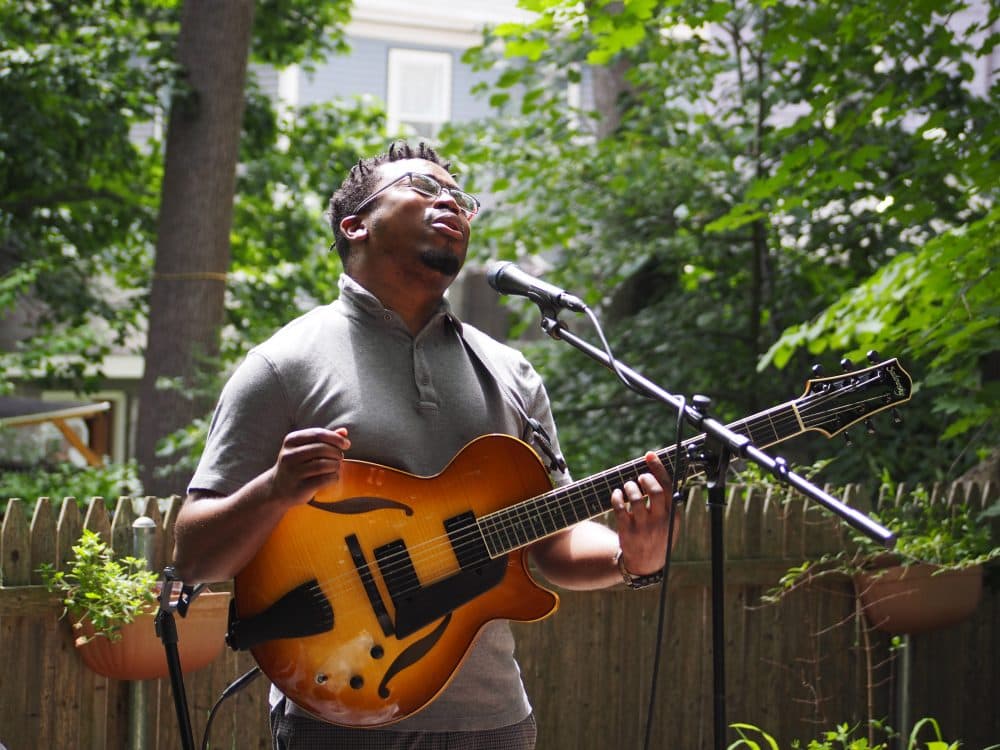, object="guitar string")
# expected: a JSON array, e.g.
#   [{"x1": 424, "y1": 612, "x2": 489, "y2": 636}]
[
  {"x1": 298, "y1": 388, "x2": 894, "y2": 614},
  {"x1": 357, "y1": 376, "x2": 894, "y2": 569},
  {"x1": 294, "y1": 382, "x2": 897, "y2": 612},
  {"x1": 288, "y1": 374, "x2": 900, "y2": 612}
]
